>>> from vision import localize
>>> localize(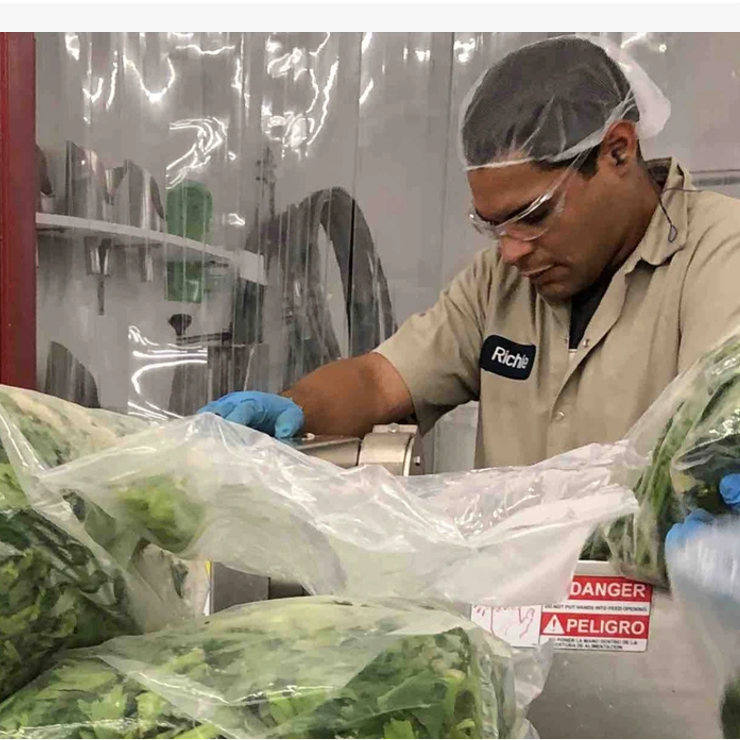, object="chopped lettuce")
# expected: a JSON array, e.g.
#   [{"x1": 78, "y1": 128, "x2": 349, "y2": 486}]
[
  {"x1": 0, "y1": 598, "x2": 516, "y2": 739},
  {"x1": 0, "y1": 386, "x2": 192, "y2": 701}
]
